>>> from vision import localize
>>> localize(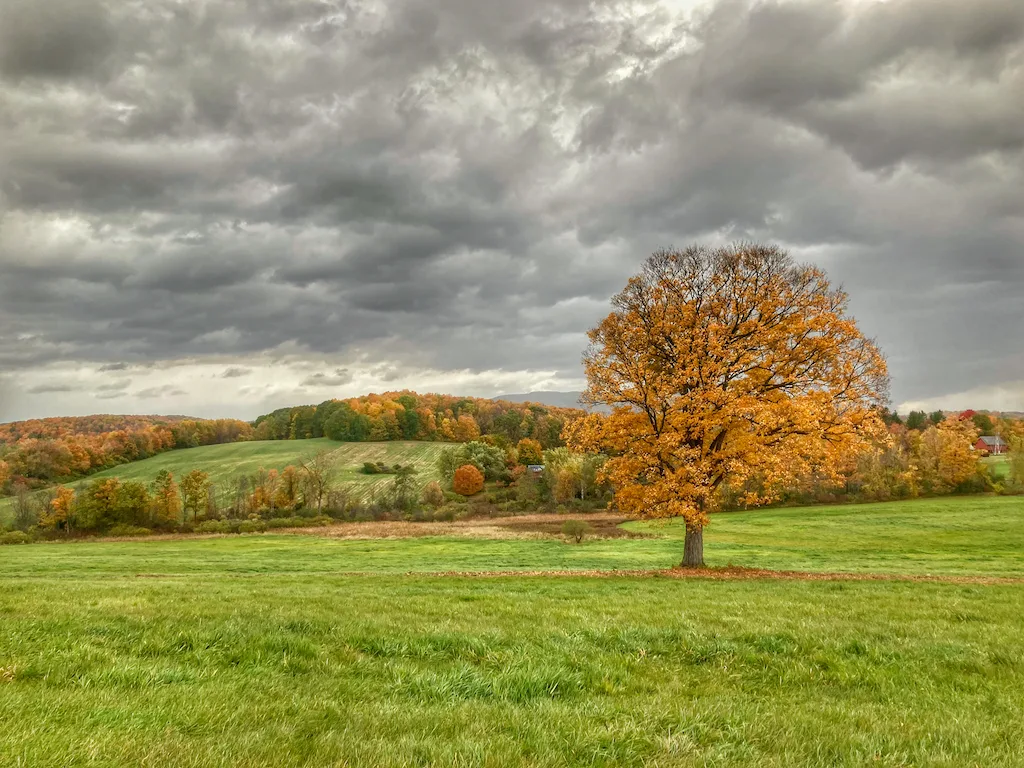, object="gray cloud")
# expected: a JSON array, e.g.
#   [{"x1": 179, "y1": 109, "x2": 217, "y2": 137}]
[
  {"x1": 1, "y1": 0, "x2": 1022, "y2": 418},
  {"x1": 300, "y1": 369, "x2": 354, "y2": 388},
  {"x1": 27, "y1": 383, "x2": 77, "y2": 394},
  {"x1": 134, "y1": 385, "x2": 187, "y2": 399},
  {"x1": 220, "y1": 366, "x2": 252, "y2": 379}
]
